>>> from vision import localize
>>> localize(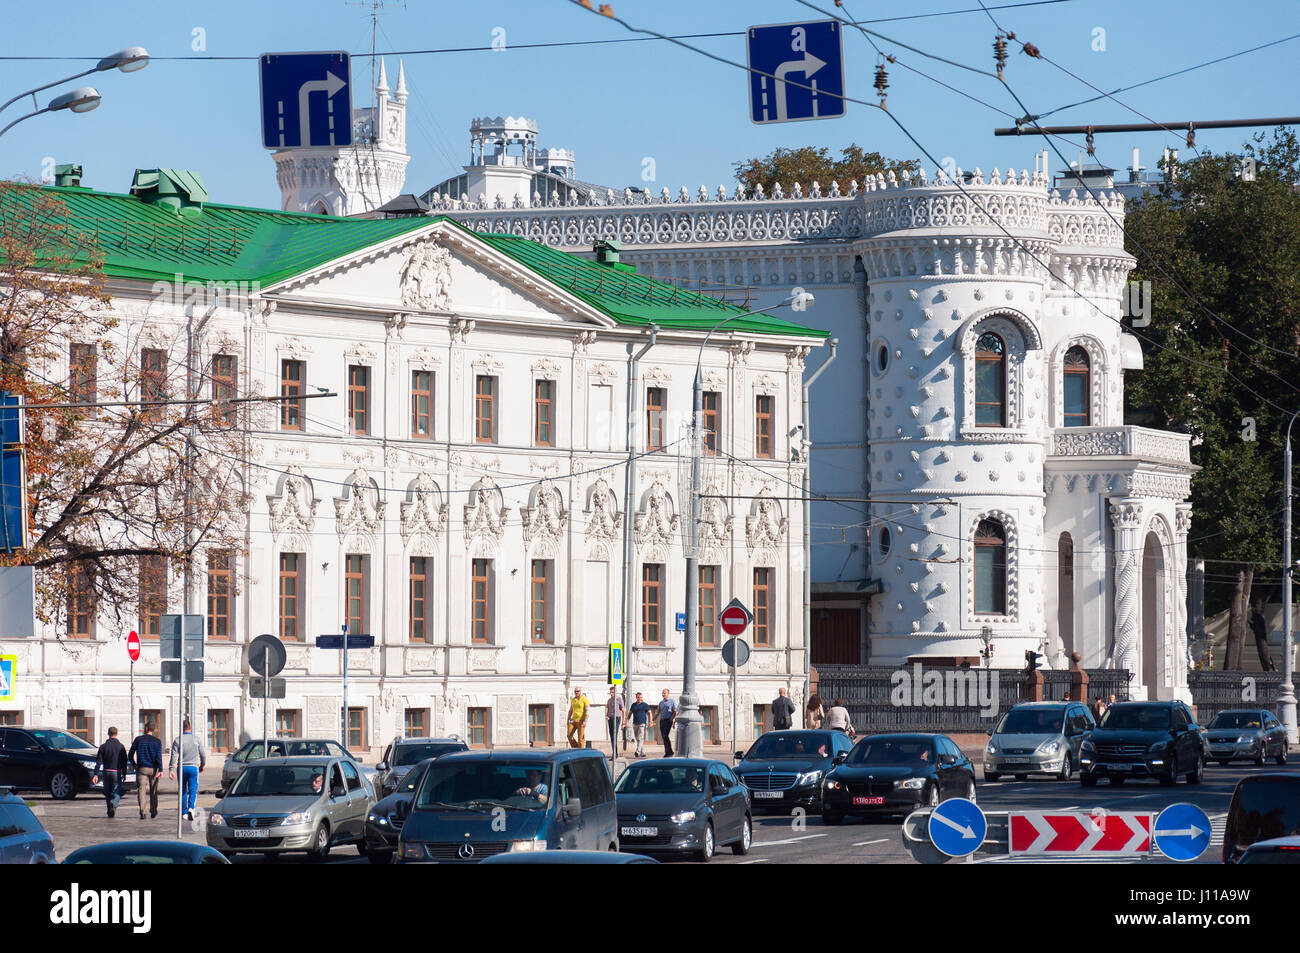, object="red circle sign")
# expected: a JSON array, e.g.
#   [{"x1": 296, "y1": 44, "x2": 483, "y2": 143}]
[
  {"x1": 720, "y1": 607, "x2": 749, "y2": 636},
  {"x1": 127, "y1": 630, "x2": 140, "y2": 663}
]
